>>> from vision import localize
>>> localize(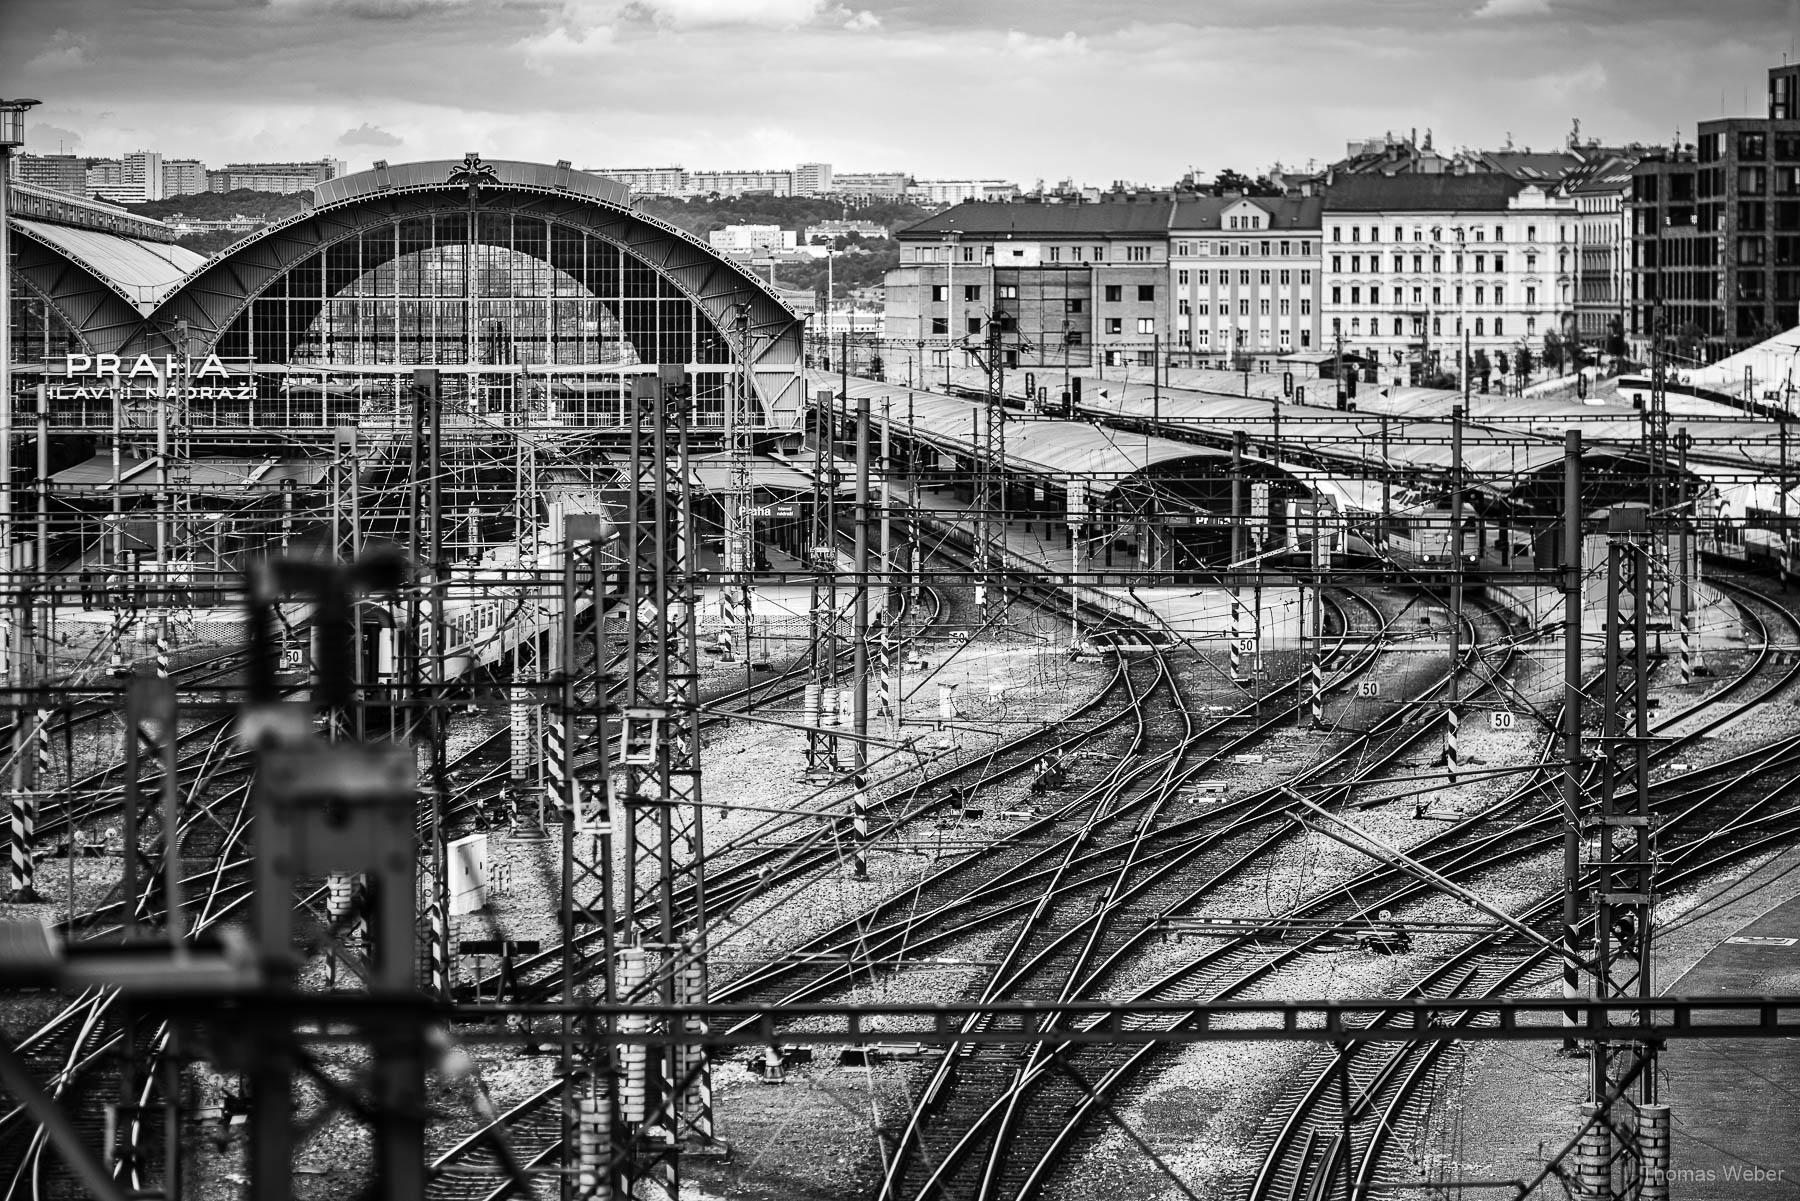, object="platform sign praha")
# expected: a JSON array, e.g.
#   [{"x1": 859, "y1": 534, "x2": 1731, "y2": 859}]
[{"x1": 52, "y1": 353, "x2": 254, "y2": 402}]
